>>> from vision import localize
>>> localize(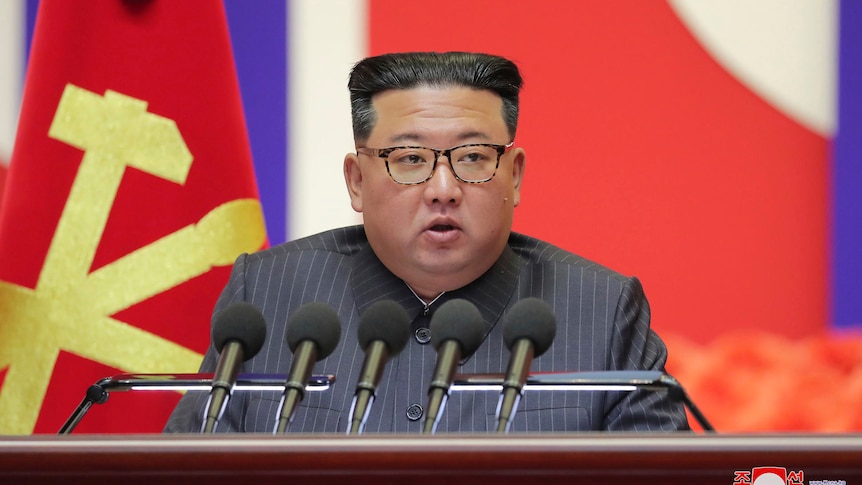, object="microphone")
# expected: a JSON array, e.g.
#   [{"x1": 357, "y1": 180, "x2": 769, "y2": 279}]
[
  {"x1": 274, "y1": 302, "x2": 342, "y2": 433},
  {"x1": 495, "y1": 298, "x2": 556, "y2": 433},
  {"x1": 422, "y1": 299, "x2": 484, "y2": 434},
  {"x1": 347, "y1": 300, "x2": 410, "y2": 435},
  {"x1": 202, "y1": 302, "x2": 267, "y2": 433}
]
